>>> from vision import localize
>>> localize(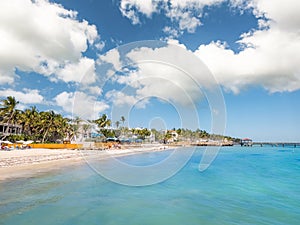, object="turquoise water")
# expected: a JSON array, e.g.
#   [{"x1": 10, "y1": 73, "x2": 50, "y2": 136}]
[{"x1": 1, "y1": 147, "x2": 300, "y2": 225}]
